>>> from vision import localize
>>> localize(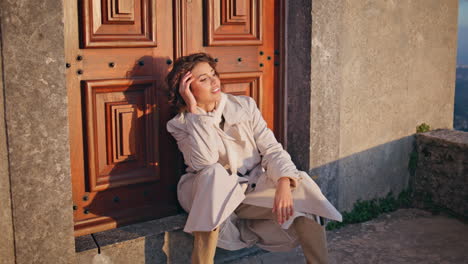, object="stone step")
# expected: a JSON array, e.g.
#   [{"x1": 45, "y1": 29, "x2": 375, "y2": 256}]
[{"x1": 75, "y1": 214, "x2": 265, "y2": 263}]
